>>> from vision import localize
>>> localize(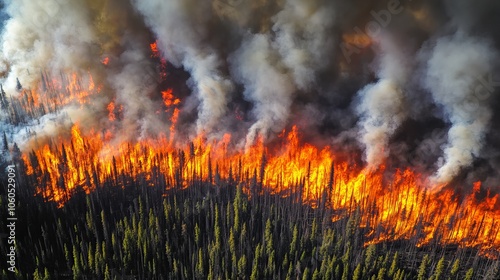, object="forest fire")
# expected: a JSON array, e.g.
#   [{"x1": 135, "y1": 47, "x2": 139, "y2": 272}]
[
  {"x1": 2, "y1": 1, "x2": 500, "y2": 278},
  {"x1": 15, "y1": 77, "x2": 500, "y2": 257}
]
